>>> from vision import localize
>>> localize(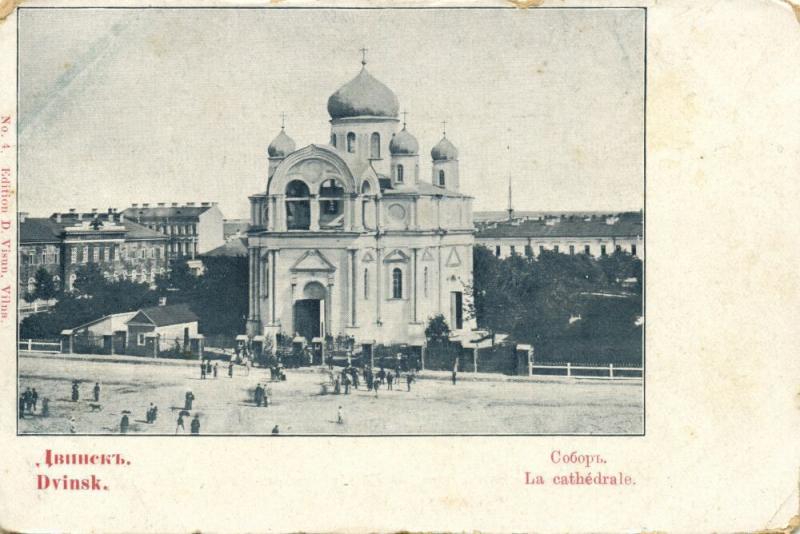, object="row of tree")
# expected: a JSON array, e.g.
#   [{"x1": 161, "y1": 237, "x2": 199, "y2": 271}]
[{"x1": 19, "y1": 257, "x2": 248, "y2": 340}]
